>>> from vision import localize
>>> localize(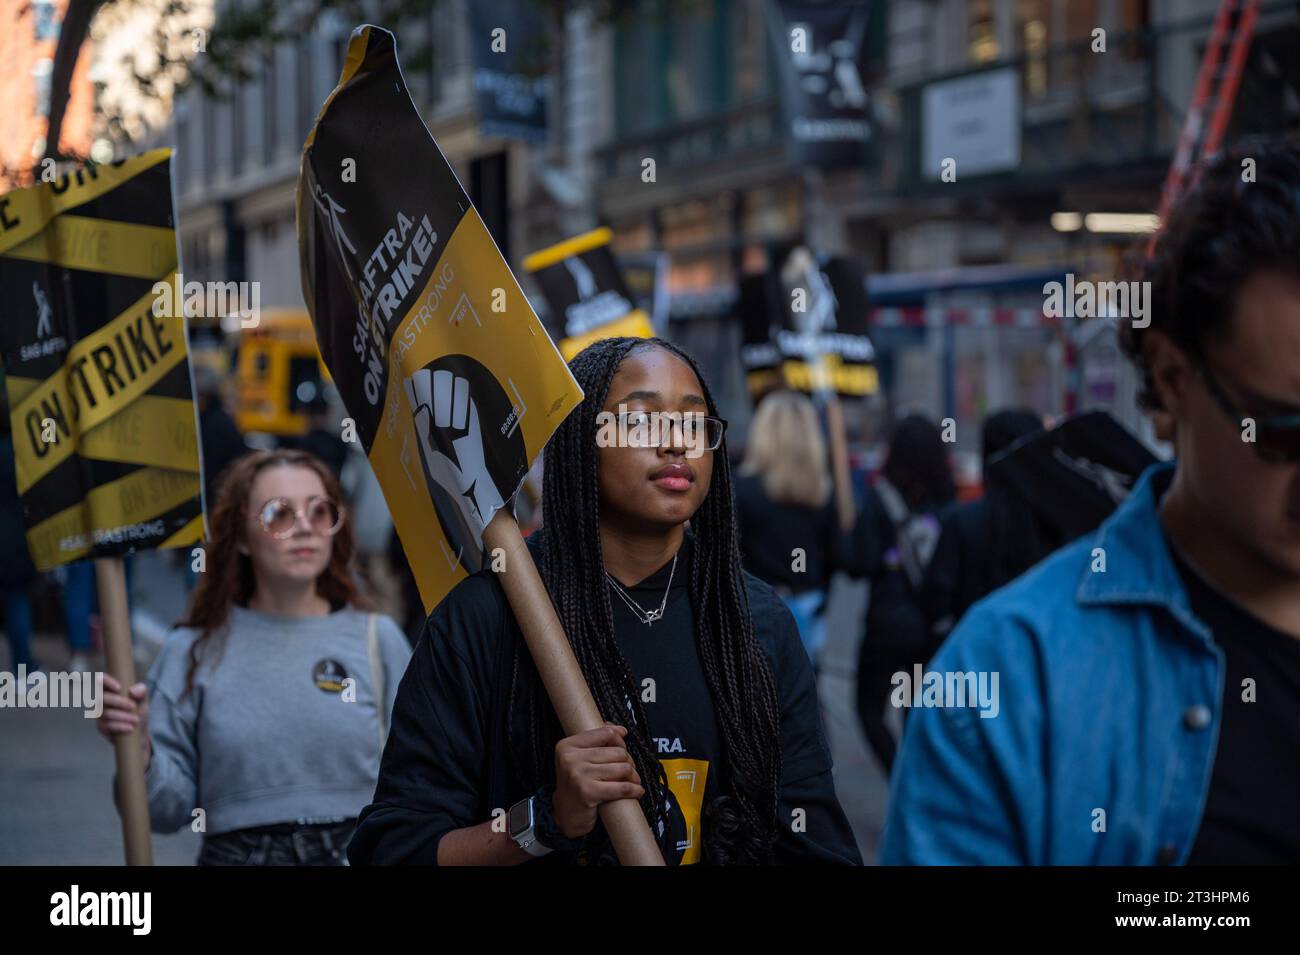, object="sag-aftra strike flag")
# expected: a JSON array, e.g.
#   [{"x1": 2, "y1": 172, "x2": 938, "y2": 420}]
[
  {"x1": 298, "y1": 25, "x2": 582, "y2": 614},
  {"x1": 0, "y1": 151, "x2": 205, "y2": 570}
]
